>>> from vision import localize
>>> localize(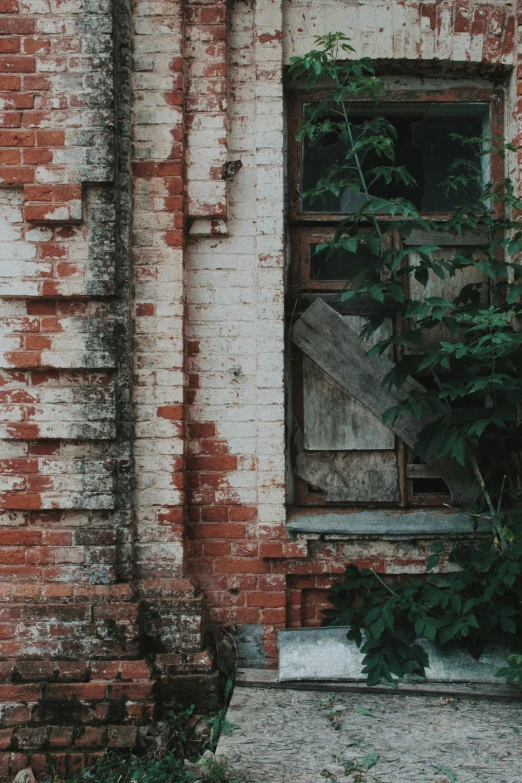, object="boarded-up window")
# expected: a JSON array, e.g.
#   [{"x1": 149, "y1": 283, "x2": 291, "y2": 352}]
[{"x1": 287, "y1": 87, "x2": 503, "y2": 509}]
